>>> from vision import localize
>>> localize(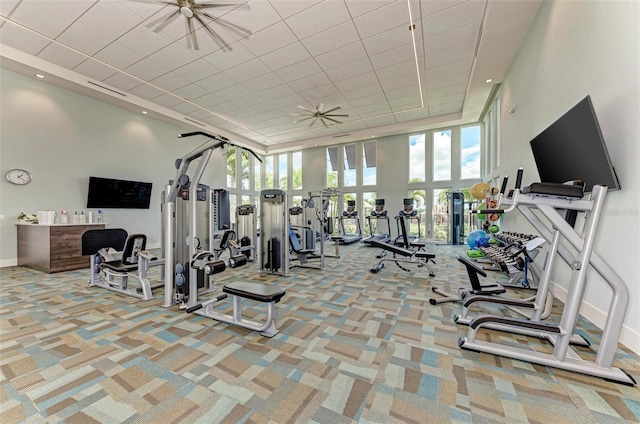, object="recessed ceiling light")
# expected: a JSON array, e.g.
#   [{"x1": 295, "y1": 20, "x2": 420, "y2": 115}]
[
  {"x1": 485, "y1": 78, "x2": 493, "y2": 83},
  {"x1": 142, "y1": 110, "x2": 148, "y2": 114},
  {"x1": 35, "y1": 74, "x2": 45, "y2": 79},
  {"x1": 371, "y1": 135, "x2": 375, "y2": 138},
  {"x1": 470, "y1": 119, "x2": 476, "y2": 122}
]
